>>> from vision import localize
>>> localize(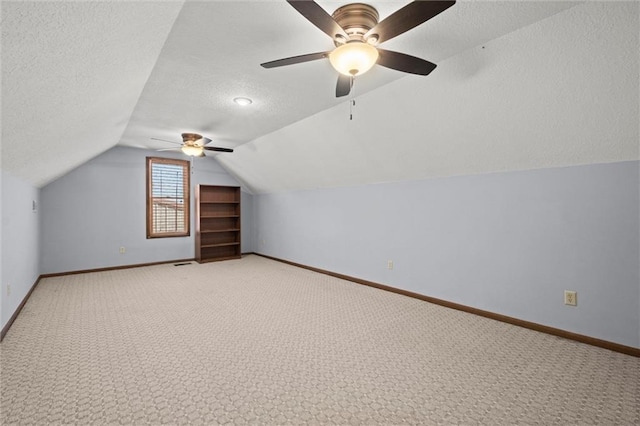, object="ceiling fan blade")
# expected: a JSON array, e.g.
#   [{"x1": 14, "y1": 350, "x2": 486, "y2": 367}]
[
  {"x1": 156, "y1": 148, "x2": 181, "y2": 152},
  {"x1": 200, "y1": 137, "x2": 213, "y2": 146},
  {"x1": 203, "y1": 146, "x2": 234, "y2": 153},
  {"x1": 151, "y1": 137, "x2": 182, "y2": 145},
  {"x1": 287, "y1": 0, "x2": 348, "y2": 40},
  {"x1": 261, "y1": 51, "x2": 330, "y2": 69},
  {"x1": 336, "y1": 74, "x2": 352, "y2": 98},
  {"x1": 376, "y1": 49, "x2": 437, "y2": 75},
  {"x1": 364, "y1": 1, "x2": 456, "y2": 45}
]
